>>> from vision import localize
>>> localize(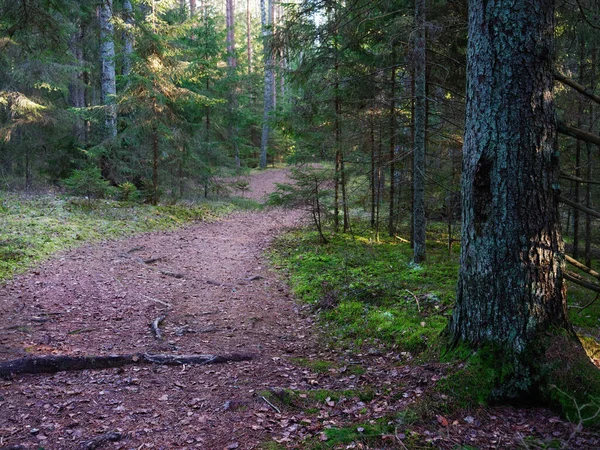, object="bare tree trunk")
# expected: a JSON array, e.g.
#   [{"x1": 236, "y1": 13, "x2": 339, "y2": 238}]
[
  {"x1": 573, "y1": 35, "x2": 585, "y2": 259},
  {"x1": 246, "y1": 0, "x2": 252, "y2": 73},
  {"x1": 585, "y1": 47, "x2": 596, "y2": 269},
  {"x1": 122, "y1": 0, "x2": 134, "y2": 79},
  {"x1": 259, "y1": 0, "x2": 274, "y2": 169},
  {"x1": 68, "y1": 22, "x2": 85, "y2": 143},
  {"x1": 370, "y1": 115, "x2": 376, "y2": 228},
  {"x1": 388, "y1": 64, "x2": 397, "y2": 236},
  {"x1": 99, "y1": 0, "x2": 117, "y2": 140},
  {"x1": 412, "y1": 0, "x2": 426, "y2": 263},
  {"x1": 190, "y1": 0, "x2": 196, "y2": 15},
  {"x1": 226, "y1": 0, "x2": 240, "y2": 166}
]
